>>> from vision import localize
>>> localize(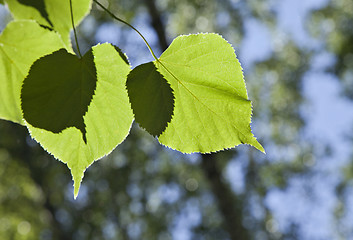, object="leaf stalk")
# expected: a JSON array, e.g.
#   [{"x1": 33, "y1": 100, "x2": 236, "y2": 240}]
[
  {"x1": 93, "y1": 0, "x2": 159, "y2": 61},
  {"x1": 69, "y1": 0, "x2": 83, "y2": 58}
]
